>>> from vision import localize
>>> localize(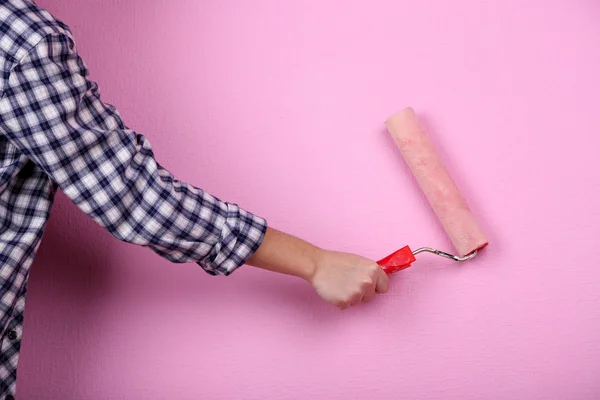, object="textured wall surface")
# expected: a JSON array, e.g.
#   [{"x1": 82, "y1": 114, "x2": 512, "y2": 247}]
[{"x1": 18, "y1": 0, "x2": 600, "y2": 399}]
